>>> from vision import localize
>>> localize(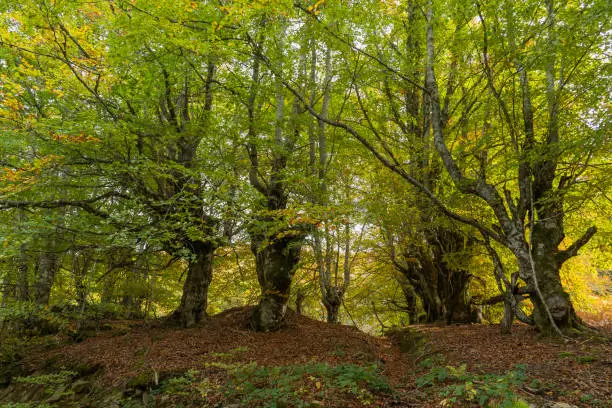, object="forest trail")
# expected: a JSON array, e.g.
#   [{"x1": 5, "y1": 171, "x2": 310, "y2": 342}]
[{"x1": 2, "y1": 307, "x2": 608, "y2": 407}]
